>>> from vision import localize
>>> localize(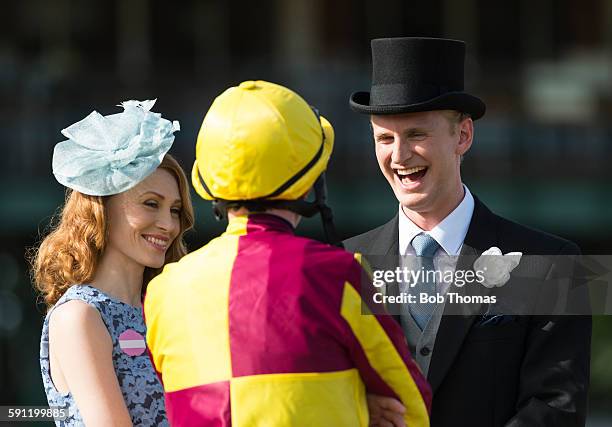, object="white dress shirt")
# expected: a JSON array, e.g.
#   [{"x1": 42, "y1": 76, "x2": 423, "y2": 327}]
[
  {"x1": 396, "y1": 185, "x2": 475, "y2": 374},
  {"x1": 398, "y1": 185, "x2": 475, "y2": 294}
]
